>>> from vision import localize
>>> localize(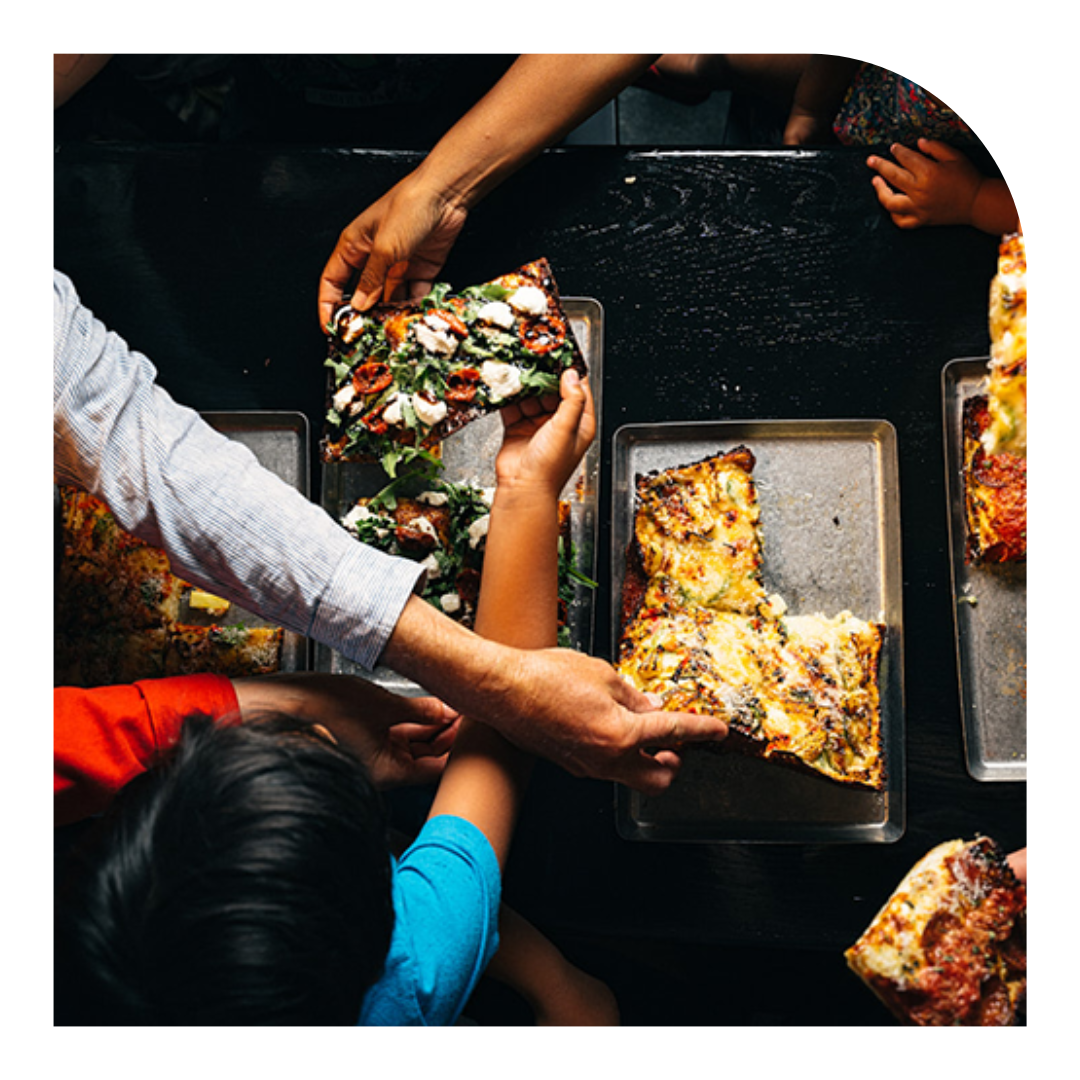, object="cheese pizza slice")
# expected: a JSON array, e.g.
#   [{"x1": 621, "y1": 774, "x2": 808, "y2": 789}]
[
  {"x1": 622, "y1": 447, "x2": 766, "y2": 623},
  {"x1": 616, "y1": 448, "x2": 885, "y2": 789},
  {"x1": 321, "y1": 258, "x2": 587, "y2": 467},
  {"x1": 846, "y1": 836, "x2": 1026, "y2": 1025},
  {"x1": 618, "y1": 599, "x2": 884, "y2": 788}
]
